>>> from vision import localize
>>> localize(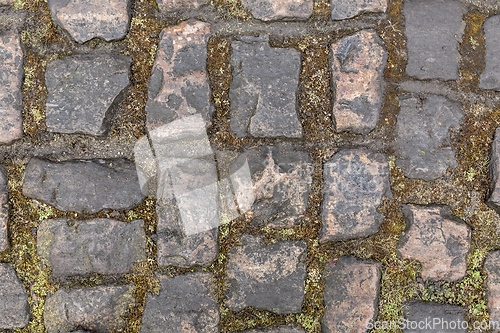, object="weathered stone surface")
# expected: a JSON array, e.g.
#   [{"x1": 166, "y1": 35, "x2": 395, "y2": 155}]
[
  {"x1": 140, "y1": 272, "x2": 219, "y2": 333},
  {"x1": 402, "y1": 302, "x2": 467, "y2": 332},
  {"x1": 156, "y1": 0, "x2": 208, "y2": 12},
  {"x1": 484, "y1": 250, "x2": 500, "y2": 329},
  {"x1": 37, "y1": 218, "x2": 146, "y2": 276},
  {"x1": 23, "y1": 158, "x2": 145, "y2": 213},
  {"x1": 0, "y1": 264, "x2": 29, "y2": 329},
  {"x1": 487, "y1": 128, "x2": 500, "y2": 213},
  {"x1": 398, "y1": 205, "x2": 470, "y2": 282},
  {"x1": 404, "y1": 0, "x2": 464, "y2": 80},
  {"x1": 322, "y1": 256, "x2": 381, "y2": 333},
  {"x1": 320, "y1": 148, "x2": 390, "y2": 242},
  {"x1": 146, "y1": 20, "x2": 212, "y2": 131},
  {"x1": 225, "y1": 235, "x2": 307, "y2": 314},
  {"x1": 0, "y1": 0, "x2": 16, "y2": 5},
  {"x1": 330, "y1": 30, "x2": 387, "y2": 134},
  {"x1": 0, "y1": 30, "x2": 23, "y2": 144},
  {"x1": 230, "y1": 35, "x2": 303, "y2": 138},
  {"x1": 235, "y1": 324, "x2": 306, "y2": 333},
  {"x1": 47, "y1": 0, "x2": 130, "y2": 43},
  {"x1": 481, "y1": 15, "x2": 500, "y2": 90},
  {"x1": 242, "y1": 0, "x2": 313, "y2": 21},
  {"x1": 331, "y1": 0, "x2": 387, "y2": 20},
  {"x1": 227, "y1": 144, "x2": 313, "y2": 228},
  {"x1": 44, "y1": 285, "x2": 135, "y2": 333},
  {"x1": 45, "y1": 54, "x2": 131, "y2": 135},
  {"x1": 0, "y1": 167, "x2": 7, "y2": 252},
  {"x1": 395, "y1": 94, "x2": 464, "y2": 181}
]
